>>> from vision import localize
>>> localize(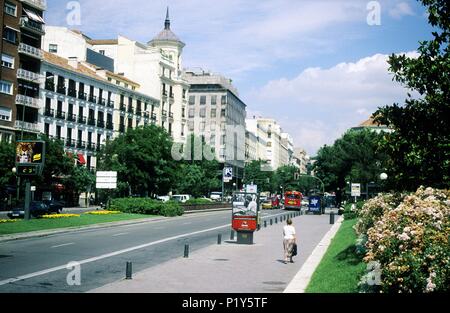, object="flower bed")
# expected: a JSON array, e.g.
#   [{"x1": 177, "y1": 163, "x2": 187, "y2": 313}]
[
  {"x1": 85, "y1": 210, "x2": 122, "y2": 215},
  {"x1": 41, "y1": 214, "x2": 81, "y2": 219},
  {"x1": 358, "y1": 187, "x2": 450, "y2": 293},
  {"x1": 0, "y1": 219, "x2": 19, "y2": 223}
]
